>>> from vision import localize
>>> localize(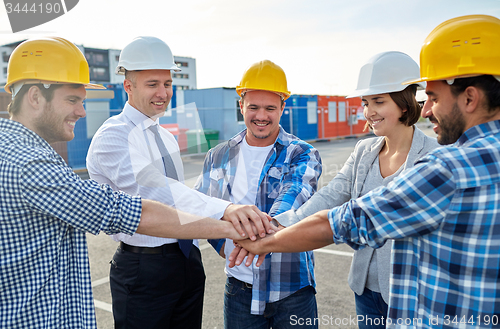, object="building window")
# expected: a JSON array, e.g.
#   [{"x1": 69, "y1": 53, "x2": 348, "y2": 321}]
[
  {"x1": 3, "y1": 67, "x2": 7, "y2": 77},
  {"x1": 236, "y1": 99, "x2": 243, "y2": 122},
  {"x1": 84, "y1": 49, "x2": 109, "y2": 66},
  {"x1": 338, "y1": 102, "x2": 346, "y2": 122},
  {"x1": 328, "y1": 101, "x2": 337, "y2": 123},
  {"x1": 306, "y1": 101, "x2": 318, "y2": 124},
  {"x1": 173, "y1": 73, "x2": 189, "y2": 79},
  {"x1": 2, "y1": 52, "x2": 9, "y2": 63},
  {"x1": 176, "y1": 61, "x2": 188, "y2": 67},
  {"x1": 115, "y1": 55, "x2": 120, "y2": 62},
  {"x1": 89, "y1": 67, "x2": 109, "y2": 82},
  {"x1": 176, "y1": 85, "x2": 190, "y2": 90}
]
